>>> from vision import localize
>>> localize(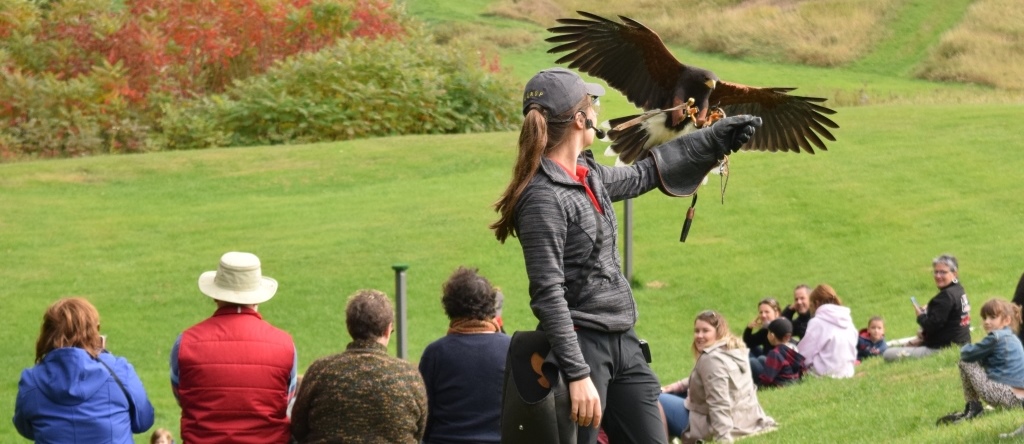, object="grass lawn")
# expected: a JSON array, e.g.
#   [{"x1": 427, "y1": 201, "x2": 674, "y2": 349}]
[
  {"x1": 2, "y1": 102, "x2": 1023, "y2": 441},
  {"x1": 4, "y1": 1, "x2": 1024, "y2": 441}
]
